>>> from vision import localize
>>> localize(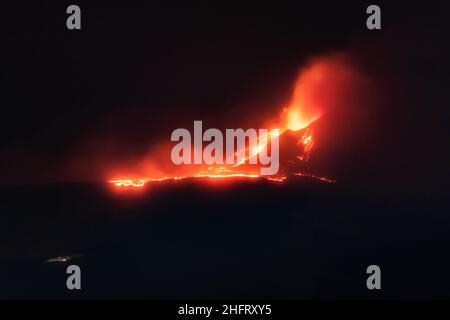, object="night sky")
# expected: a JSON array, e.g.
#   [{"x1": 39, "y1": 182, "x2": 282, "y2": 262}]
[
  {"x1": 1, "y1": 1, "x2": 450, "y2": 299},
  {"x1": 2, "y1": 1, "x2": 449, "y2": 193}
]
